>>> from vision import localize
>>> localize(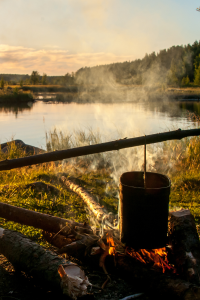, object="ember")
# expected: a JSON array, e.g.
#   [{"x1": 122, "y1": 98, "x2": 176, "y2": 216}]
[
  {"x1": 125, "y1": 247, "x2": 175, "y2": 274},
  {"x1": 106, "y1": 233, "x2": 175, "y2": 274}
]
